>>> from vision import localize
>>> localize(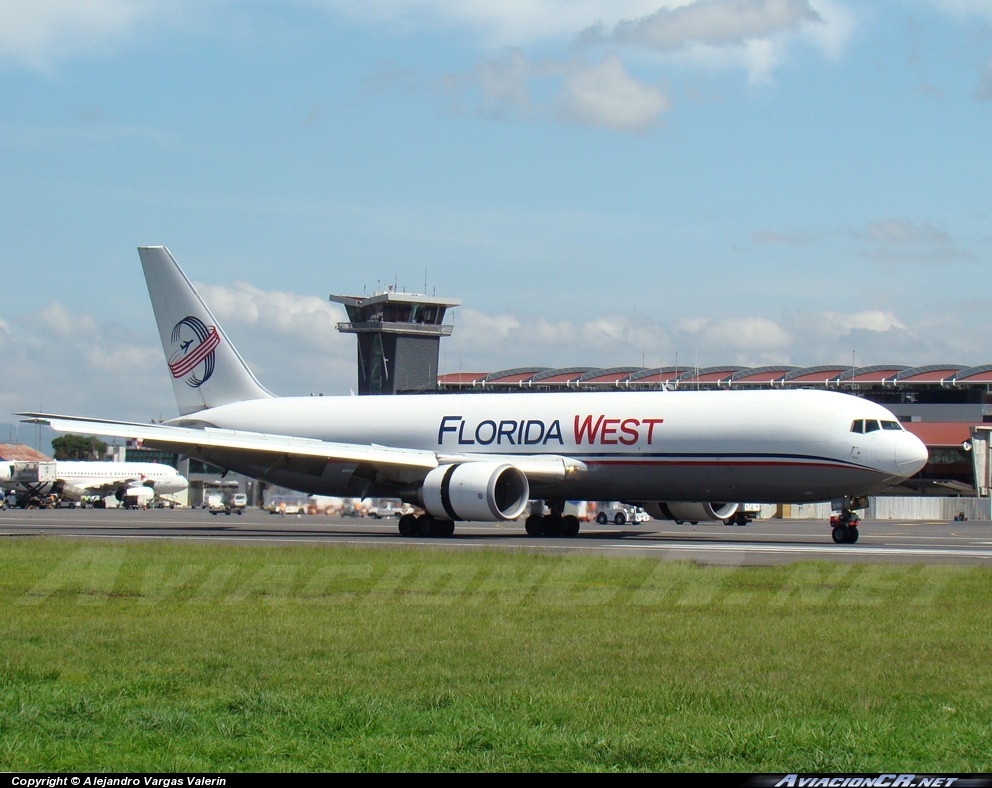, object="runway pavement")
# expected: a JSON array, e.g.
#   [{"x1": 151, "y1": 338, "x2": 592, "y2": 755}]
[{"x1": 3, "y1": 506, "x2": 992, "y2": 566}]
